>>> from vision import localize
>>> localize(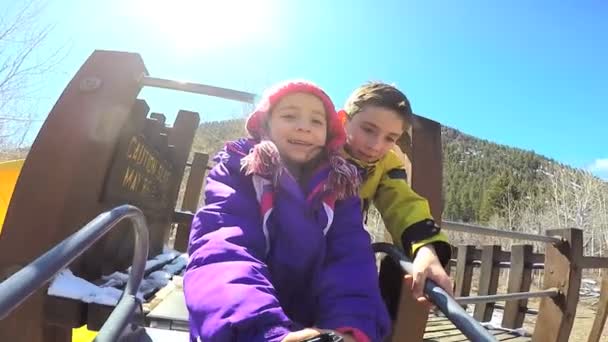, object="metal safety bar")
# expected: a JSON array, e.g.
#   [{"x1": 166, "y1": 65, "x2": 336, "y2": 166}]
[
  {"x1": 449, "y1": 260, "x2": 545, "y2": 269},
  {"x1": 455, "y1": 288, "x2": 559, "y2": 305},
  {"x1": 0, "y1": 205, "x2": 149, "y2": 342},
  {"x1": 496, "y1": 261, "x2": 544, "y2": 269},
  {"x1": 373, "y1": 243, "x2": 498, "y2": 342},
  {"x1": 140, "y1": 76, "x2": 257, "y2": 104},
  {"x1": 442, "y1": 221, "x2": 563, "y2": 244},
  {"x1": 494, "y1": 304, "x2": 539, "y2": 315}
]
